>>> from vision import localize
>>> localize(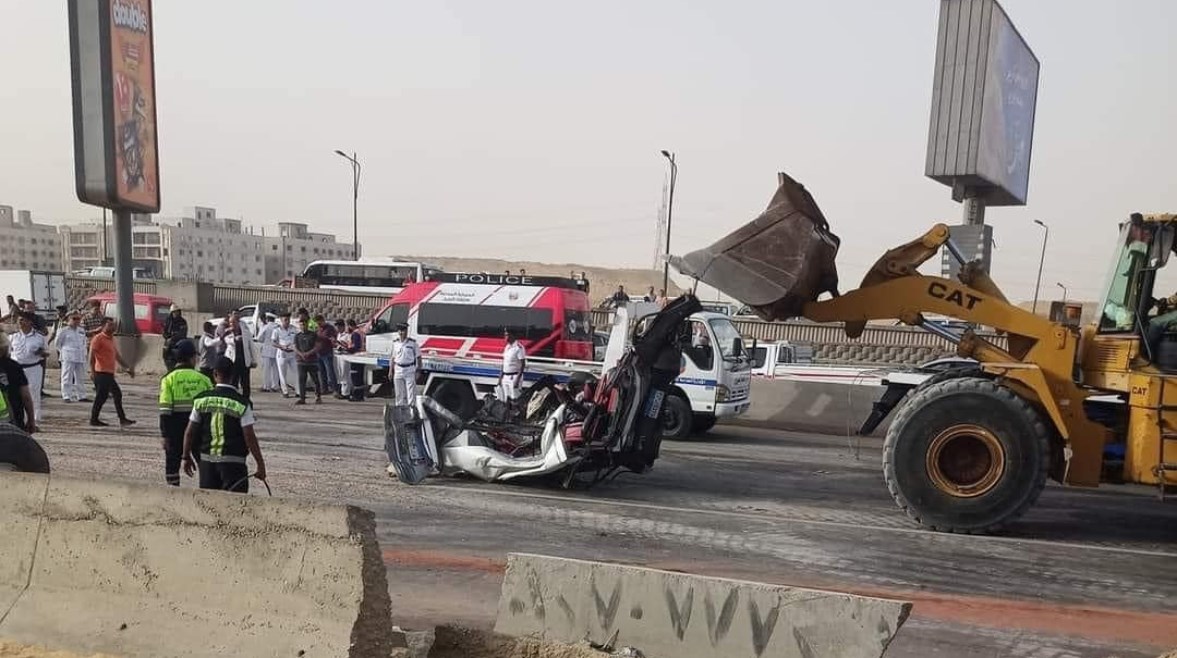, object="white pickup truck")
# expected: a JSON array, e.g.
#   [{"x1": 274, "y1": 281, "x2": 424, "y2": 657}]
[
  {"x1": 210, "y1": 303, "x2": 287, "y2": 338},
  {"x1": 748, "y1": 340, "x2": 889, "y2": 386}
]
